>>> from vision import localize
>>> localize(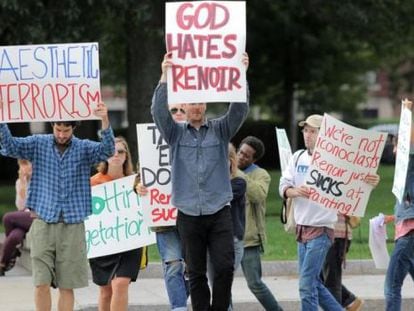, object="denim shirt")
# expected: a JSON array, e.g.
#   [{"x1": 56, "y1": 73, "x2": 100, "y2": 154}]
[
  {"x1": 395, "y1": 155, "x2": 414, "y2": 222},
  {"x1": 151, "y1": 83, "x2": 249, "y2": 216}
]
